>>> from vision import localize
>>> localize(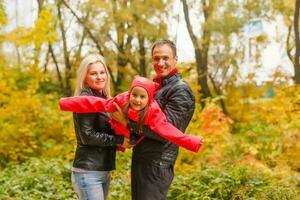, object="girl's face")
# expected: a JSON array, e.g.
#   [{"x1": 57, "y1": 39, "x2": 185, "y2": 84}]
[
  {"x1": 129, "y1": 86, "x2": 149, "y2": 111},
  {"x1": 85, "y1": 62, "x2": 107, "y2": 92}
]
